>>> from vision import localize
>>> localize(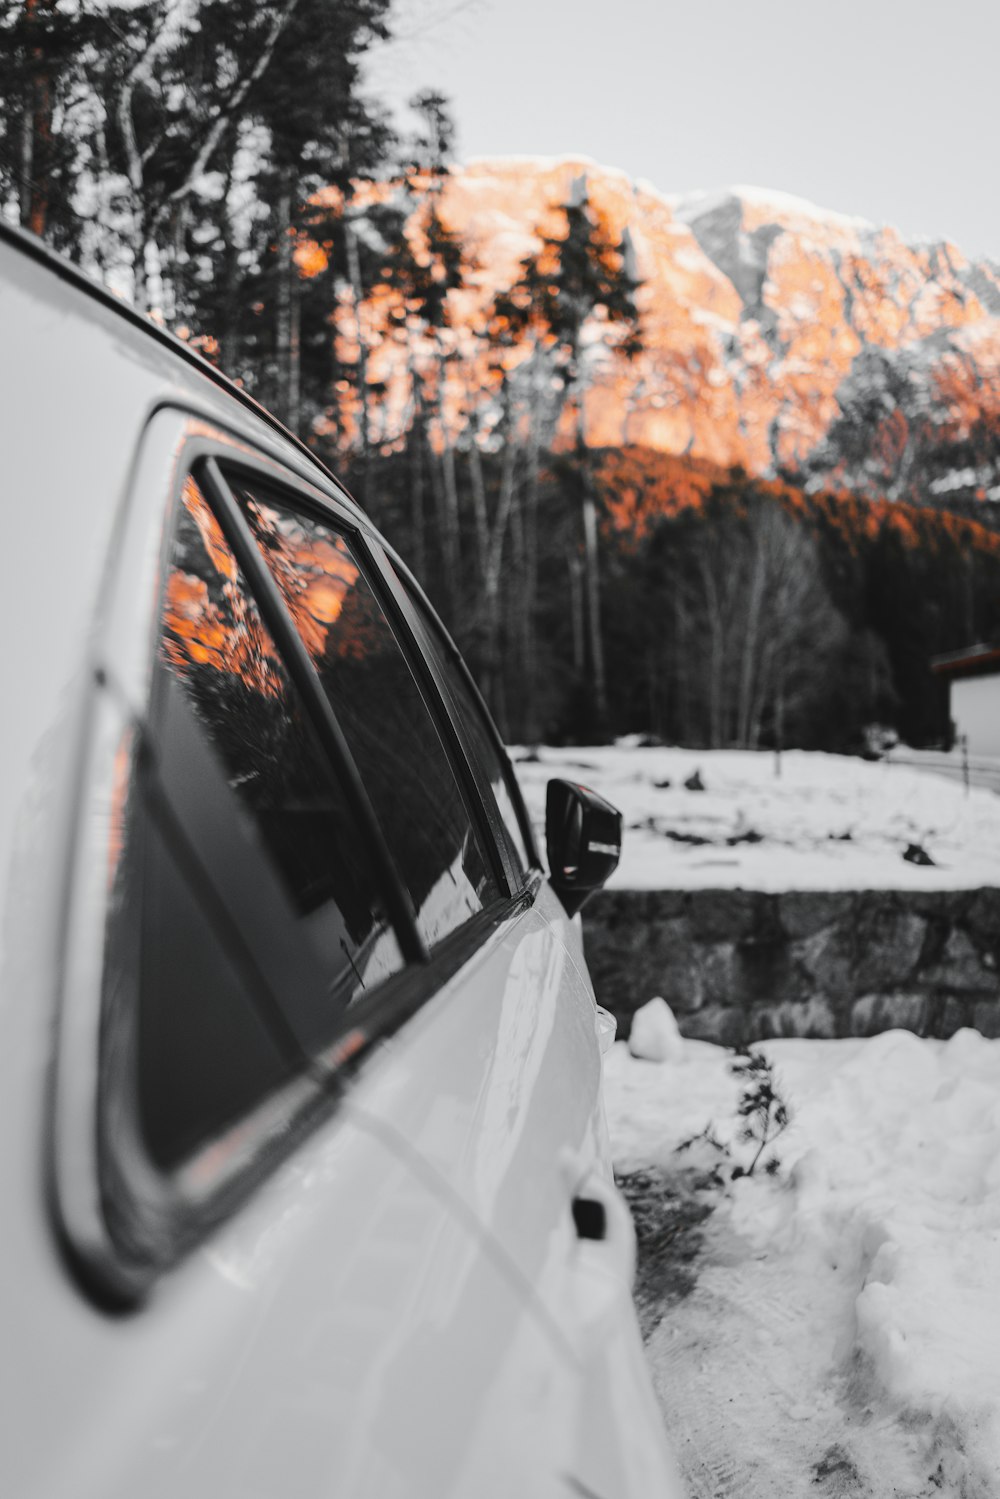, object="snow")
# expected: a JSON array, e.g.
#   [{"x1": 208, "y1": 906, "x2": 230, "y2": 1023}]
[
  {"x1": 673, "y1": 184, "x2": 874, "y2": 236},
  {"x1": 511, "y1": 744, "x2": 1000, "y2": 890},
  {"x1": 628, "y1": 997, "x2": 685, "y2": 1064},
  {"x1": 606, "y1": 1025, "x2": 1000, "y2": 1496}
]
